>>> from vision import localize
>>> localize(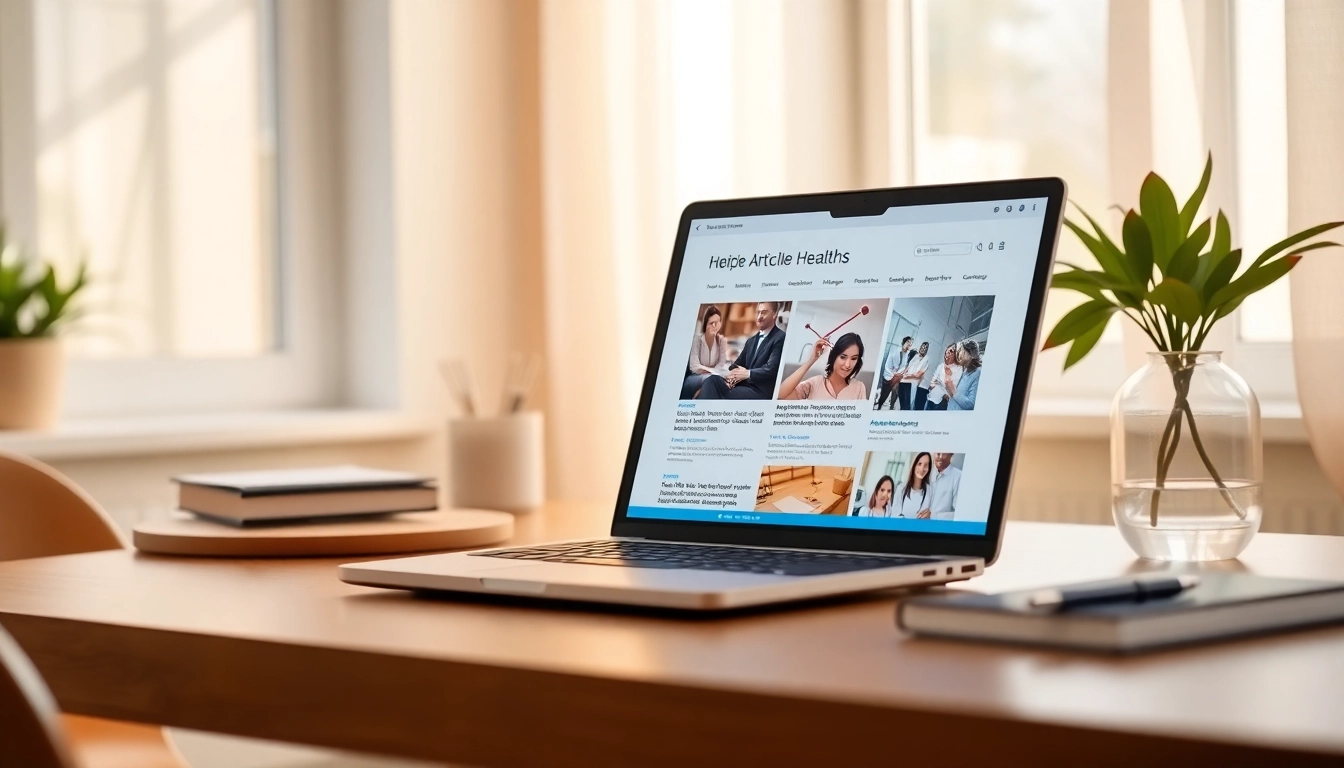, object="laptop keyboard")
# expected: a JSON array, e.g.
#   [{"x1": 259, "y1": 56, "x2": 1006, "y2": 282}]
[{"x1": 472, "y1": 540, "x2": 932, "y2": 577}]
